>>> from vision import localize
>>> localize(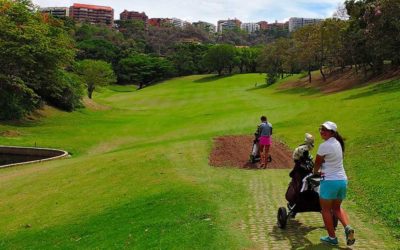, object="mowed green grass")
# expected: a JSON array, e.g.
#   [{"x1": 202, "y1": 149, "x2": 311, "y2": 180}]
[{"x1": 0, "y1": 74, "x2": 399, "y2": 248}]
